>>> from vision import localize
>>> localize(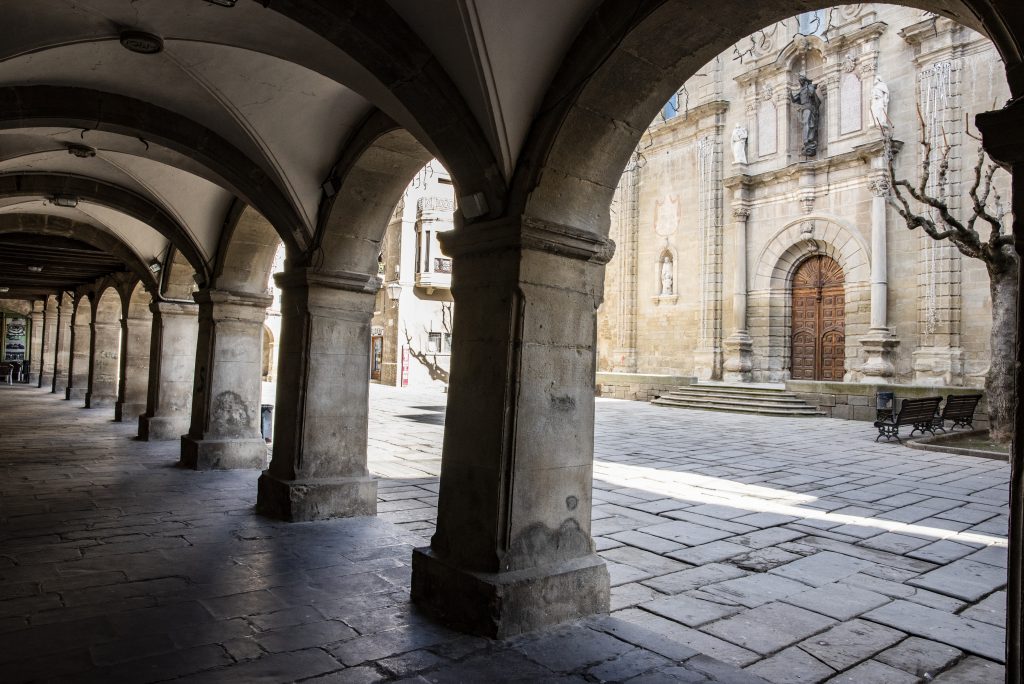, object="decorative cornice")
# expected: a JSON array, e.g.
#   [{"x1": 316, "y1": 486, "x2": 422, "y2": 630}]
[
  {"x1": 438, "y1": 215, "x2": 615, "y2": 264},
  {"x1": 273, "y1": 268, "x2": 380, "y2": 294},
  {"x1": 192, "y1": 288, "x2": 274, "y2": 310},
  {"x1": 722, "y1": 138, "x2": 900, "y2": 188}
]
